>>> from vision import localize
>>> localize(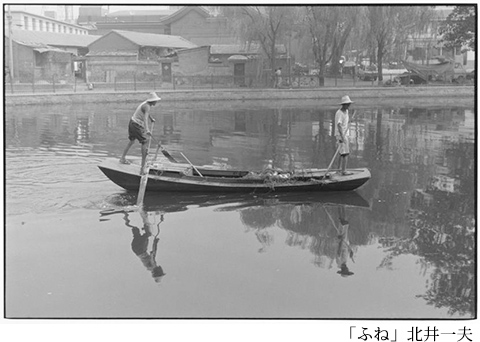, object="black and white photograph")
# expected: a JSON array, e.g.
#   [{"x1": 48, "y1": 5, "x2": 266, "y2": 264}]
[{"x1": 3, "y1": 2, "x2": 476, "y2": 333}]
